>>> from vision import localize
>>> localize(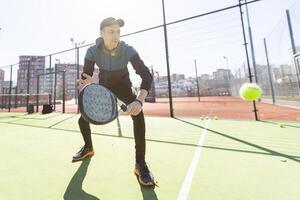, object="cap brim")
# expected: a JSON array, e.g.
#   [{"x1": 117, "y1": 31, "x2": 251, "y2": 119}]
[{"x1": 114, "y1": 19, "x2": 125, "y2": 27}]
